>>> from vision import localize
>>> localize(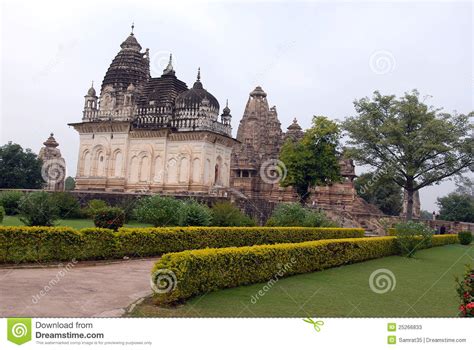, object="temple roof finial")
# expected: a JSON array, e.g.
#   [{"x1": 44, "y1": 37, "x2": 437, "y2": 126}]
[
  {"x1": 43, "y1": 132, "x2": 59, "y2": 148},
  {"x1": 162, "y1": 53, "x2": 175, "y2": 75},
  {"x1": 222, "y1": 99, "x2": 231, "y2": 115},
  {"x1": 87, "y1": 81, "x2": 96, "y2": 96},
  {"x1": 197, "y1": 67, "x2": 201, "y2": 82},
  {"x1": 131, "y1": 22, "x2": 135, "y2": 35}
]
